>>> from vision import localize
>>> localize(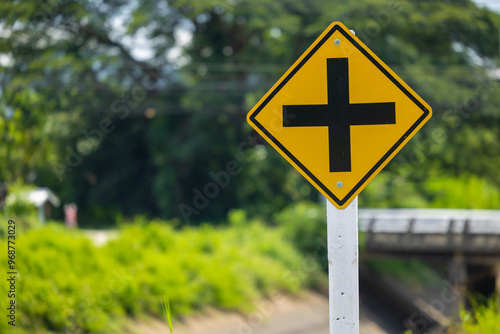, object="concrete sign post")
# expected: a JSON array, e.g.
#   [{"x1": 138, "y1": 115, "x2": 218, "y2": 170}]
[
  {"x1": 327, "y1": 196, "x2": 359, "y2": 332},
  {"x1": 247, "y1": 22, "x2": 431, "y2": 333}
]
